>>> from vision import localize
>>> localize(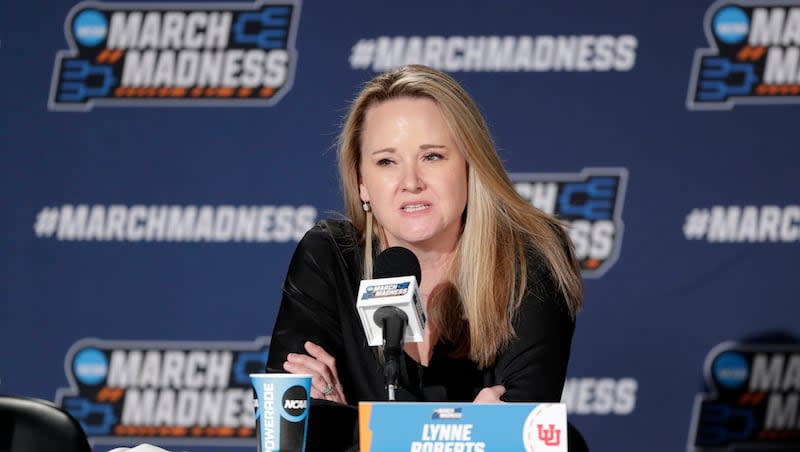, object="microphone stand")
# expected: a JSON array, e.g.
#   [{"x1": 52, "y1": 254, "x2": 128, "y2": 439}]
[{"x1": 374, "y1": 306, "x2": 408, "y2": 401}]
